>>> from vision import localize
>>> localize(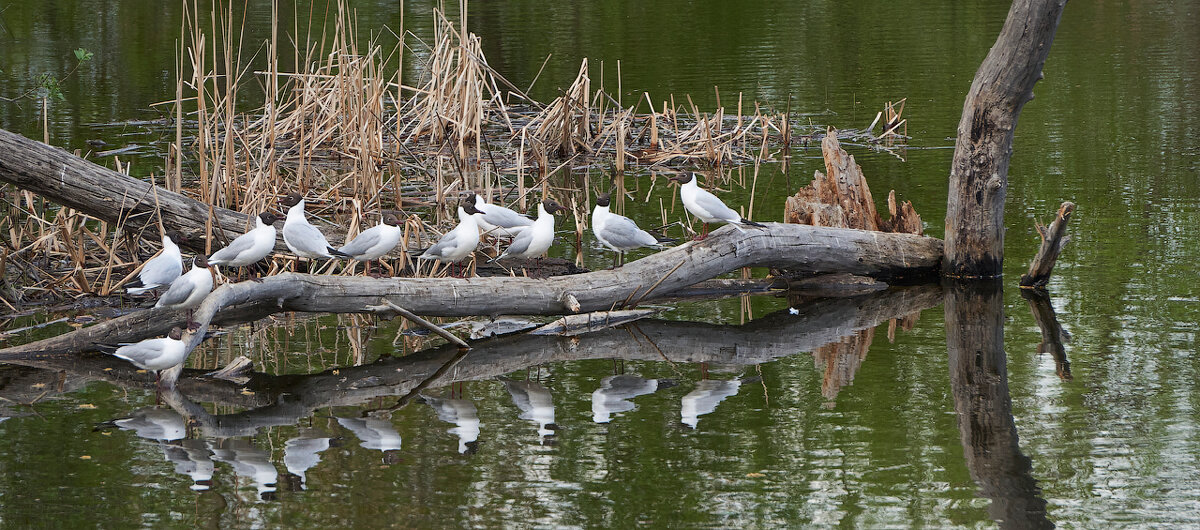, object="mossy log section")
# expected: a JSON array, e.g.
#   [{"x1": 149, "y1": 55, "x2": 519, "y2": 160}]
[
  {"x1": 0, "y1": 127, "x2": 287, "y2": 252},
  {"x1": 944, "y1": 0, "x2": 1067, "y2": 278},
  {"x1": 1019, "y1": 201, "x2": 1075, "y2": 288}
]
